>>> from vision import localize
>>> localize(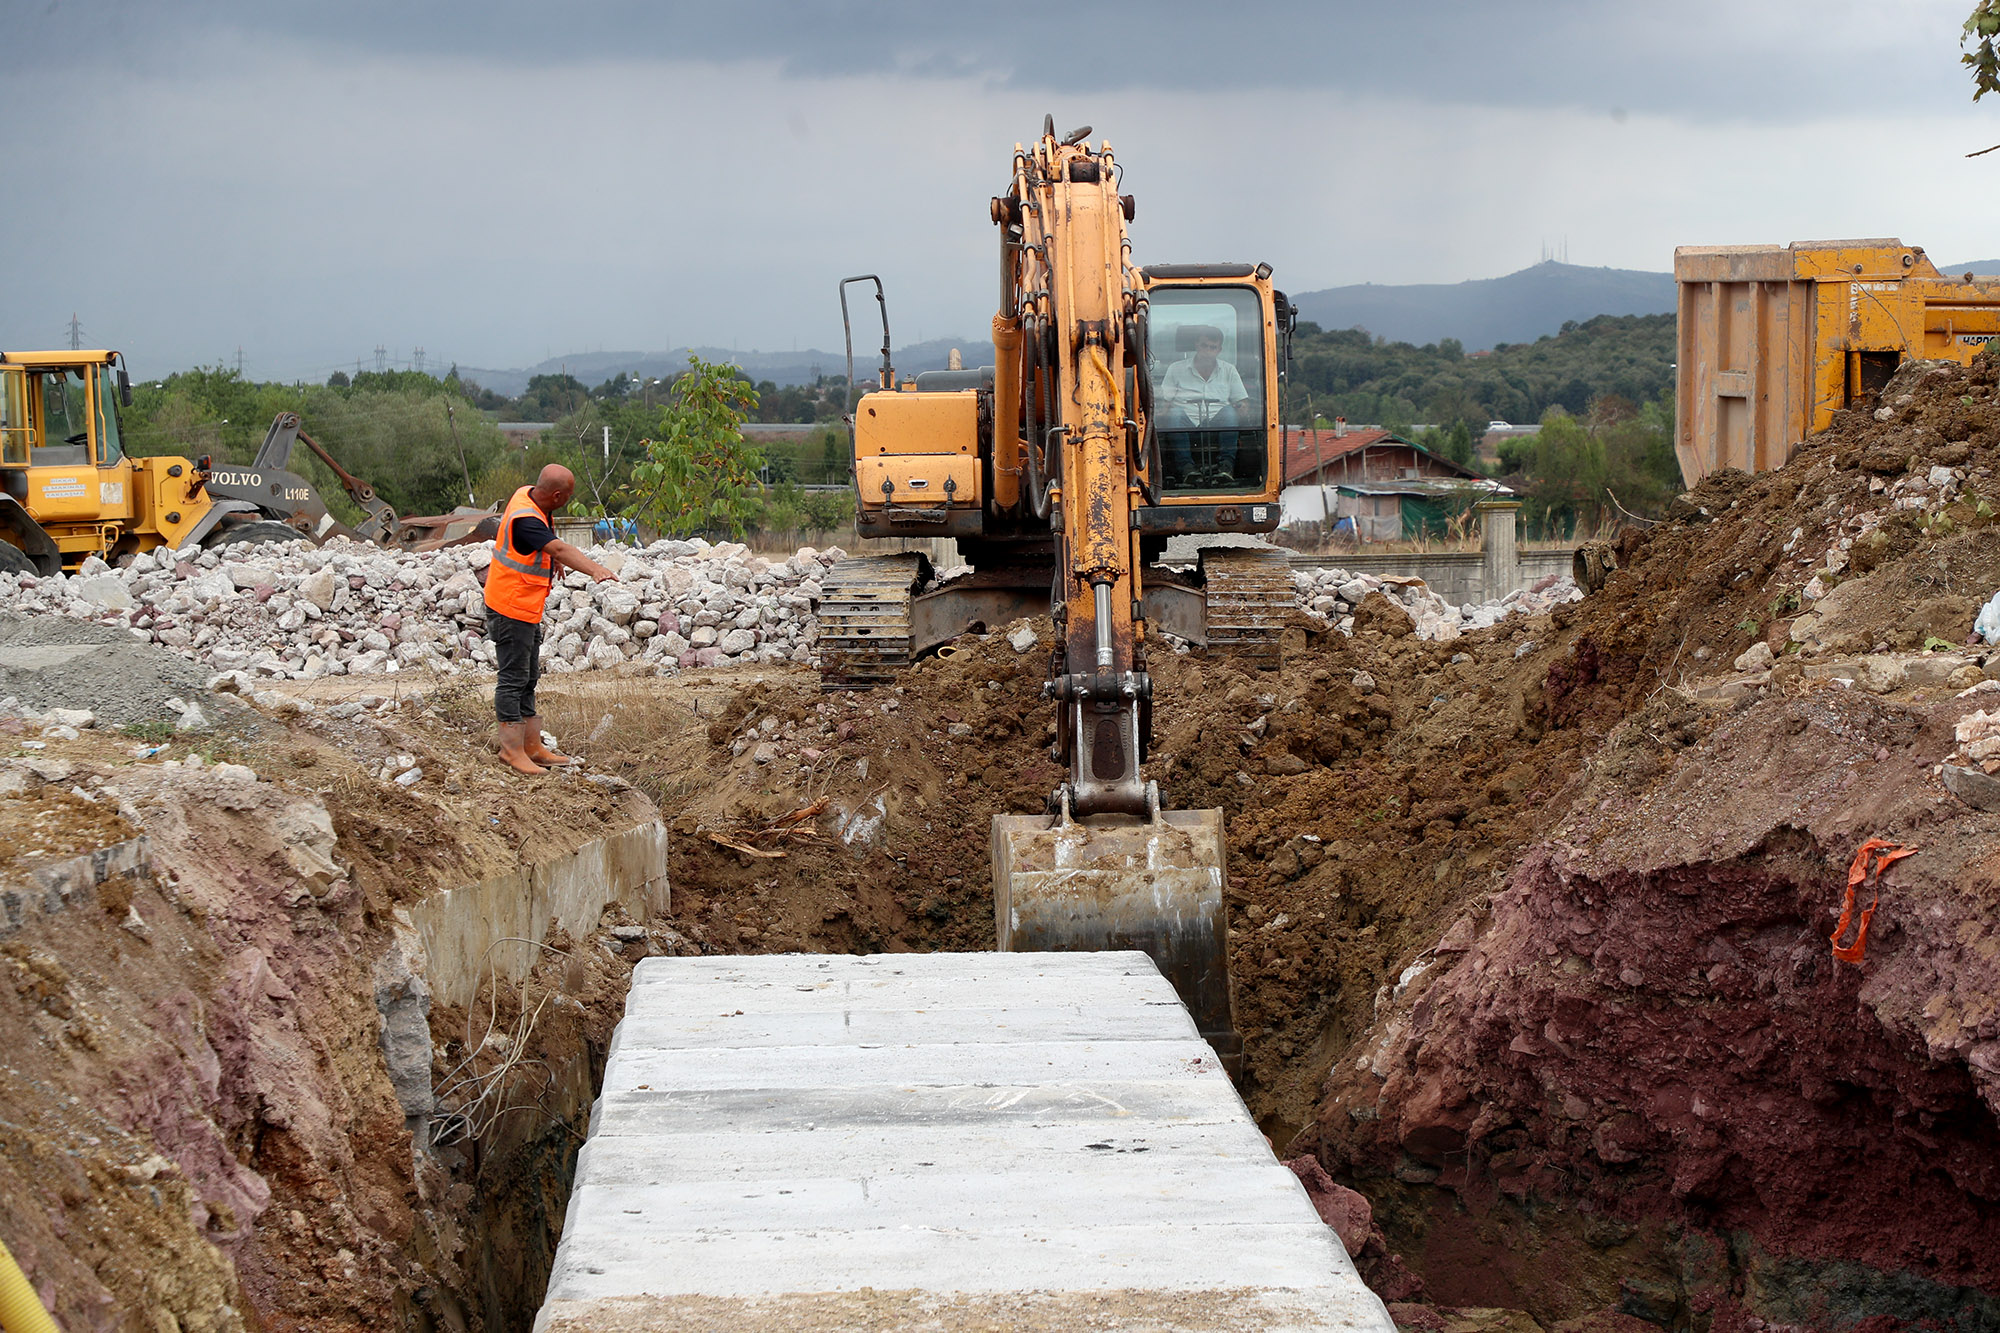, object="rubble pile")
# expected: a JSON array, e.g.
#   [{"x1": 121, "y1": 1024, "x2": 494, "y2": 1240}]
[
  {"x1": 0, "y1": 530, "x2": 1584, "y2": 678},
  {"x1": 0, "y1": 537, "x2": 841, "y2": 682},
  {"x1": 1290, "y1": 565, "x2": 1582, "y2": 641}
]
